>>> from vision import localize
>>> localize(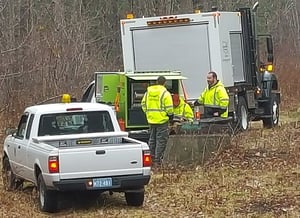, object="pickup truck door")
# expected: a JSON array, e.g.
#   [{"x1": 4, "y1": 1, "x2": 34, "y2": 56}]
[{"x1": 11, "y1": 113, "x2": 33, "y2": 180}]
